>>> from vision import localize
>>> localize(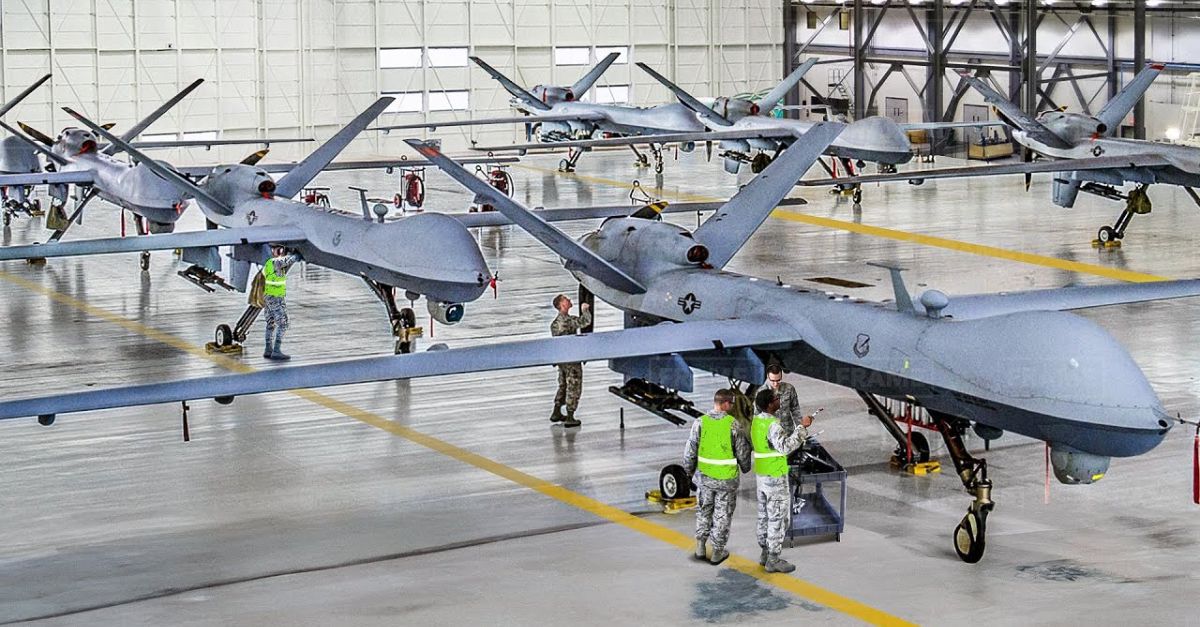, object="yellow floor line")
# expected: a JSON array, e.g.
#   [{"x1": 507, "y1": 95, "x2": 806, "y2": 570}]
[
  {"x1": 517, "y1": 163, "x2": 1167, "y2": 284},
  {"x1": 0, "y1": 269, "x2": 913, "y2": 627}
]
